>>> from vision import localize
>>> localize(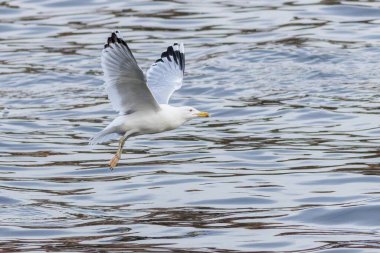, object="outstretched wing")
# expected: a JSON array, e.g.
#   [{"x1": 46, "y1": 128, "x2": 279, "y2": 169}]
[
  {"x1": 101, "y1": 31, "x2": 159, "y2": 114},
  {"x1": 146, "y1": 43, "x2": 185, "y2": 104}
]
